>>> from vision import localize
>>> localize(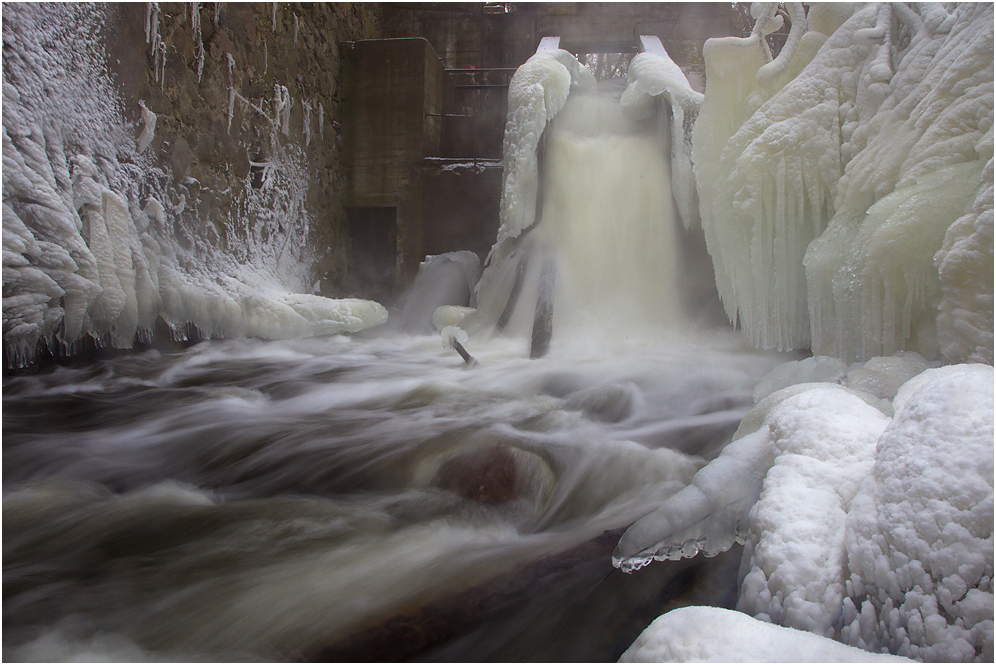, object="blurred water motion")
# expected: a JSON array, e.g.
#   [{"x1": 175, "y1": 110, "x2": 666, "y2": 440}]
[{"x1": 4, "y1": 332, "x2": 785, "y2": 660}]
